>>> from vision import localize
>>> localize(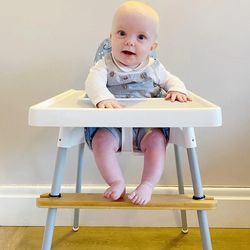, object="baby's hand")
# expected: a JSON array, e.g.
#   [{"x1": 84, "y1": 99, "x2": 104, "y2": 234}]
[
  {"x1": 165, "y1": 91, "x2": 192, "y2": 103},
  {"x1": 97, "y1": 99, "x2": 126, "y2": 108}
]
